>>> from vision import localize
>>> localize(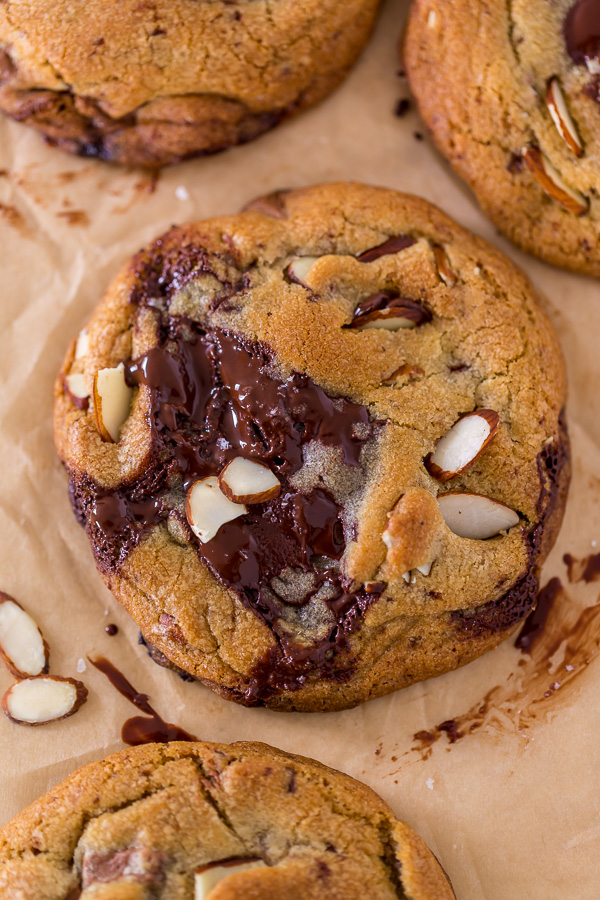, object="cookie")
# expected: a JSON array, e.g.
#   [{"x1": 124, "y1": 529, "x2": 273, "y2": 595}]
[
  {"x1": 404, "y1": 0, "x2": 600, "y2": 276},
  {"x1": 0, "y1": 740, "x2": 454, "y2": 899},
  {"x1": 54, "y1": 182, "x2": 570, "y2": 712},
  {"x1": 0, "y1": 0, "x2": 379, "y2": 167}
]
